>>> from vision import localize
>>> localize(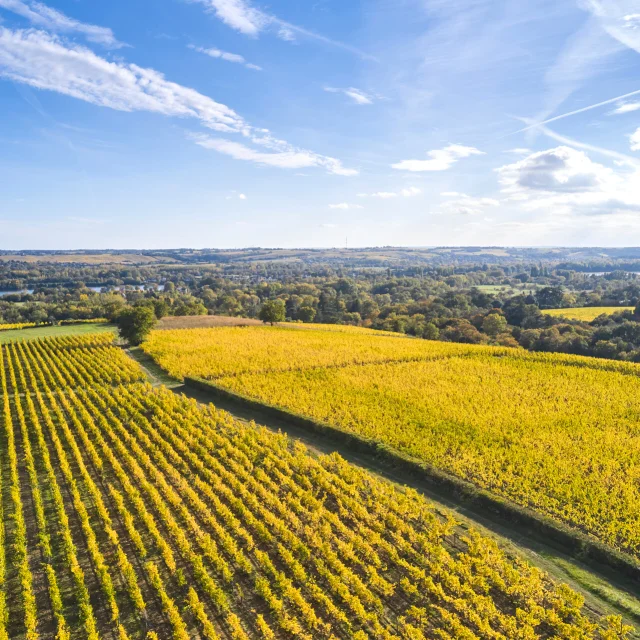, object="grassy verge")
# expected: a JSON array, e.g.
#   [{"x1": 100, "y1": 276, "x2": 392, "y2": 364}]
[{"x1": 547, "y1": 555, "x2": 640, "y2": 621}]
